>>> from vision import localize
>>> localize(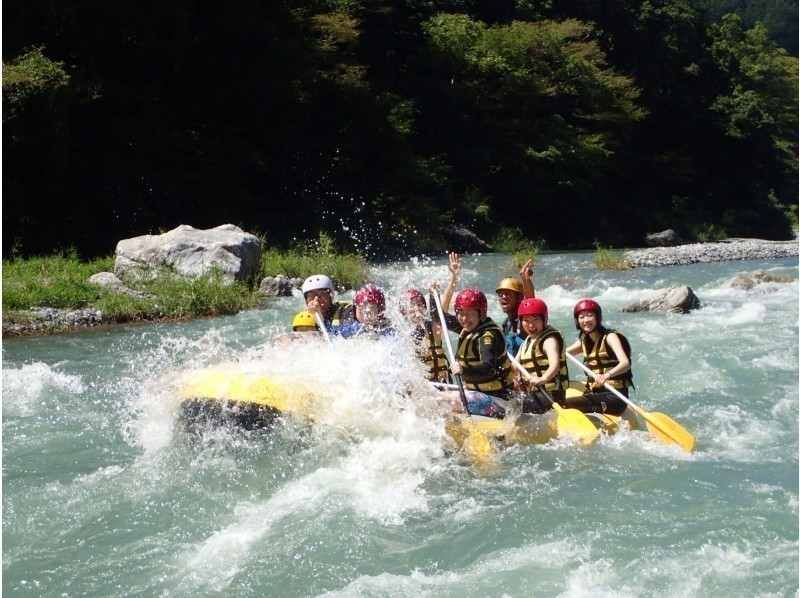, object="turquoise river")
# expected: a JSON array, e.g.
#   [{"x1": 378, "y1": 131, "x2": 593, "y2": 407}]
[{"x1": 3, "y1": 252, "x2": 798, "y2": 597}]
